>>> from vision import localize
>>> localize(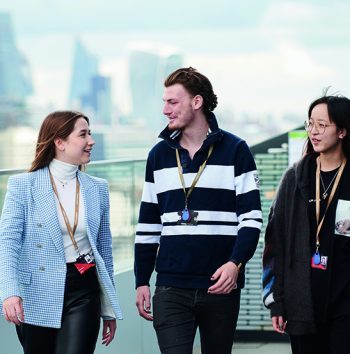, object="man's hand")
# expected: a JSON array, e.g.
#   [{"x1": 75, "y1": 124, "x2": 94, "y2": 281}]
[
  {"x1": 2, "y1": 296, "x2": 24, "y2": 325},
  {"x1": 136, "y1": 285, "x2": 153, "y2": 321},
  {"x1": 272, "y1": 316, "x2": 287, "y2": 334},
  {"x1": 208, "y1": 261, "x2": 239, "y2": 294},
  {"x1": 102, "y1": 319, "x2": 116, "y2": 346}
]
